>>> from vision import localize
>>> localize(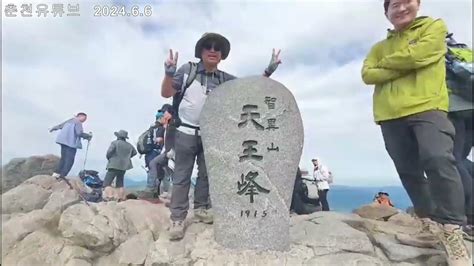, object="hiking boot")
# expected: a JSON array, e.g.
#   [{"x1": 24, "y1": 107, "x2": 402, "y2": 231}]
[
  {"x1": 395, "y1": 218, "x2": 439, "y2": 248},
  {"x1": 169, "y1": 220, "x2": 185, "y2": 240},
  {"x1": 52, "y1": 172, "x2": 61, "y2": 180},
  {"x1": 462, "y1": 225, "x2": 473, "y2": 242},
  {"x1": 437, "y1": 224, "x2": 472, "y2": 266},
  {"x1": 194, "y1": 208, "x2": 214, "y2": 224}
]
